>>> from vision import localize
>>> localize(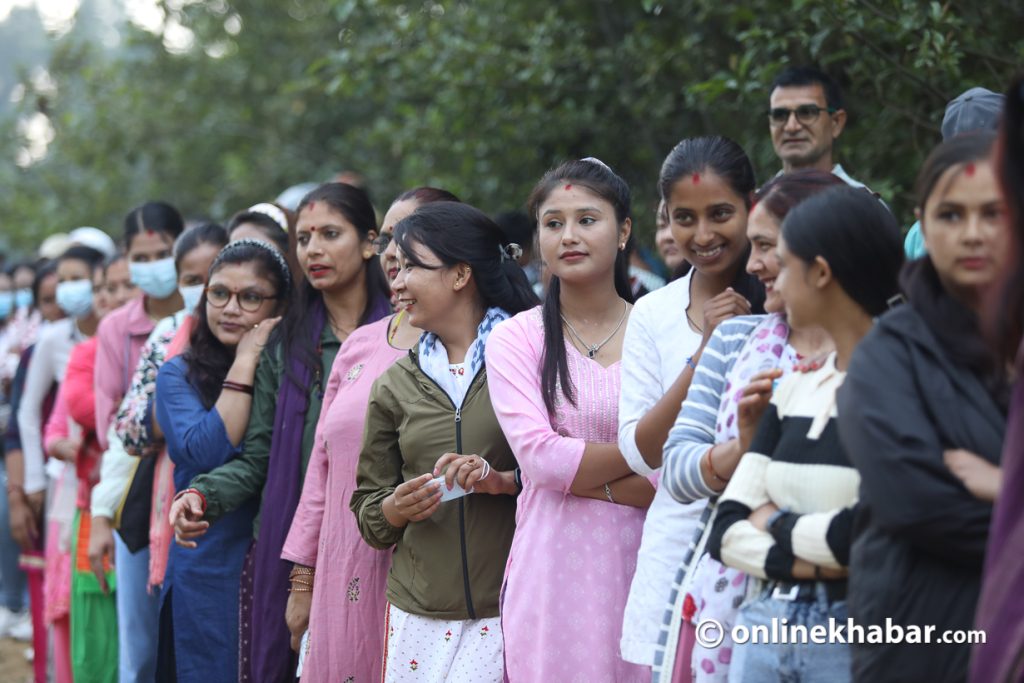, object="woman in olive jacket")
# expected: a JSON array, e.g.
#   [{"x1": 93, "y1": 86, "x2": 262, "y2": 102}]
[
  {"x1": 351, "y1": 202, "x2": 537, "y2": 682},
  {"x1": 837, "y1": 133, "x2": 1009, "y2": 683}
]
